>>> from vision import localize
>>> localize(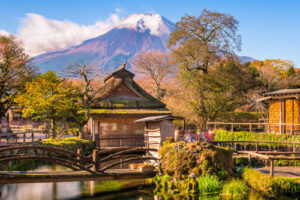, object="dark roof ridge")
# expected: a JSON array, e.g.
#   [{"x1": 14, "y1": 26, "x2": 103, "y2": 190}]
[{"x1": 104, "y1": 63, "x2": 134, "y2": 83}]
